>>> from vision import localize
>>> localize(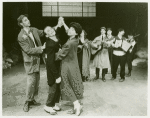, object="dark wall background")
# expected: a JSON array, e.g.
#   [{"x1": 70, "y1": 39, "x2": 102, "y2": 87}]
[{"x1": 3, "y1": 2, "x2": 148, "y2": 52}]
